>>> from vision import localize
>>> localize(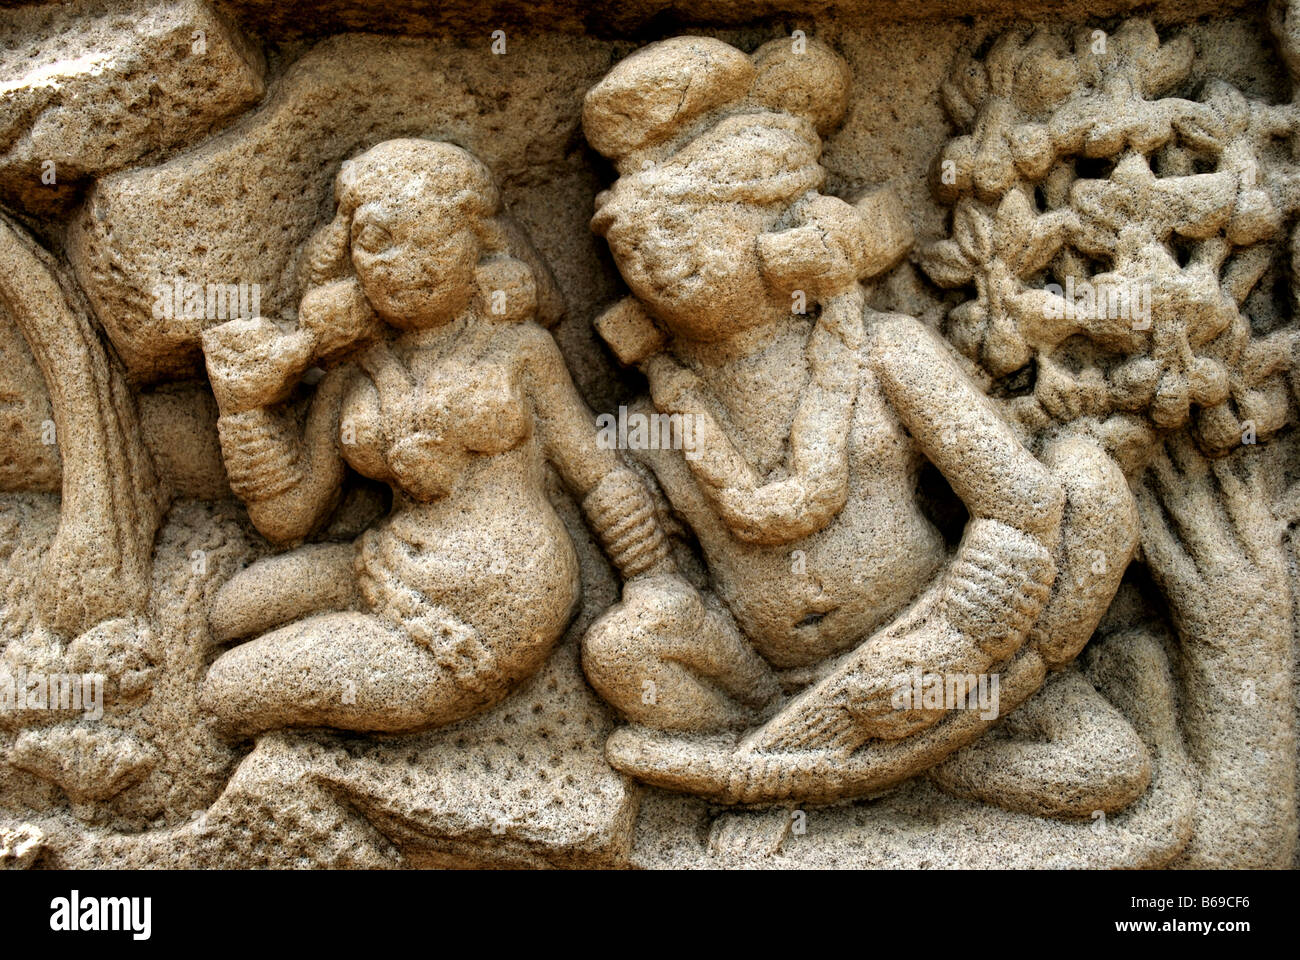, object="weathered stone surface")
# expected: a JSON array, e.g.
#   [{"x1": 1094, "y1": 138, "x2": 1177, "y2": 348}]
[
  {"x1": 66, "y1": 32, "x2": 613, "y2": 385},
  {"x1": 0, "y1": 0, "x2": 264, "y2": 215},
  {"x1": 0, "y1": 0, "x2": 1296, "y2": 872}
]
